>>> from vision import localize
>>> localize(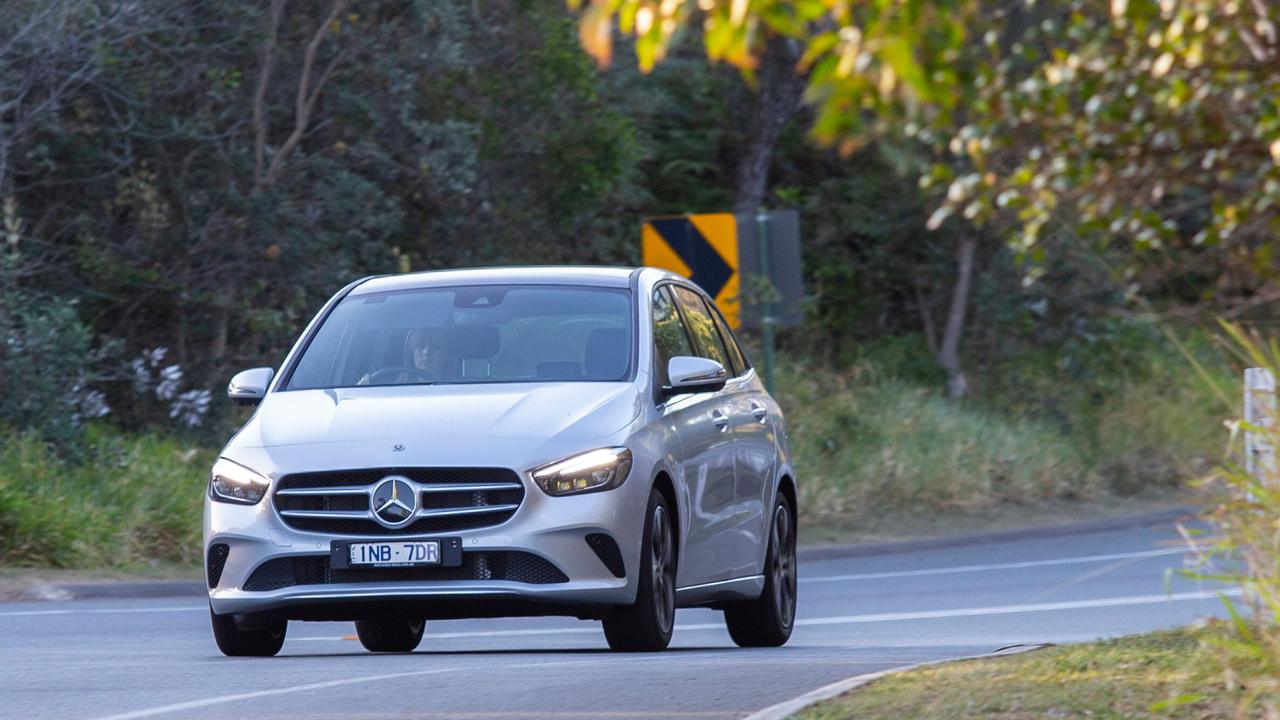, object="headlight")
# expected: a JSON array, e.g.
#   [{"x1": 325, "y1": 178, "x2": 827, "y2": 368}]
[
  {"x1": 209, "y1": 458, "x2": 271, "y2": 505},
  {"x1": 531, "y1": 447, "x2": 632, "y2": 496}
]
